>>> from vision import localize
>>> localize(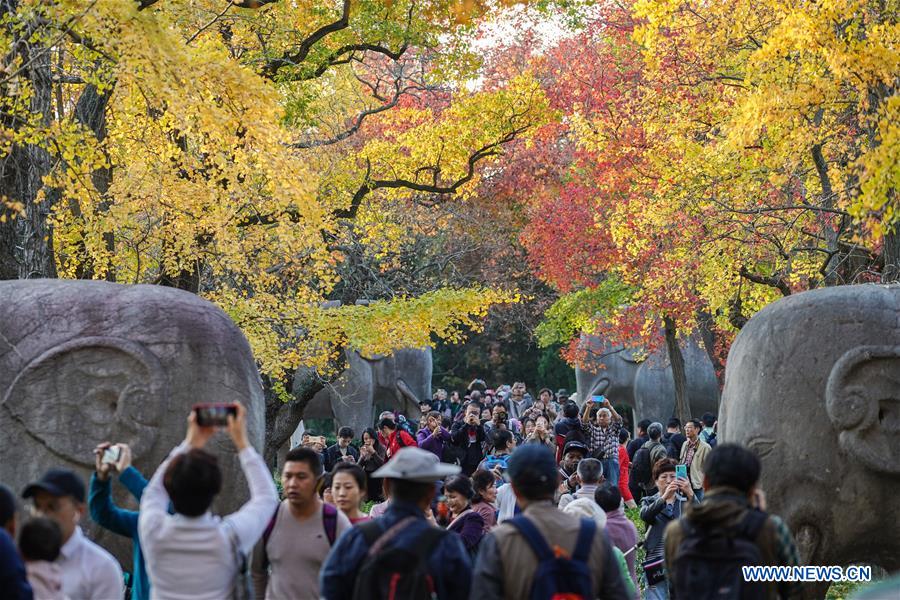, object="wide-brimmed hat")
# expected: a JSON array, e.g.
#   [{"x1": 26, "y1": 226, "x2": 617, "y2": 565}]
[{"x1": 372, "y1": 447, "x2": 461, "y2": 482}]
